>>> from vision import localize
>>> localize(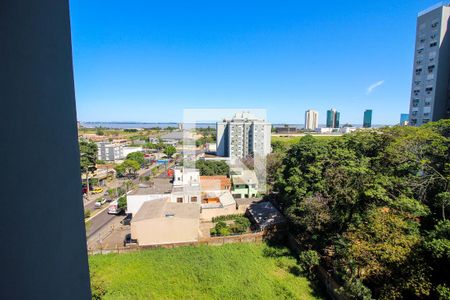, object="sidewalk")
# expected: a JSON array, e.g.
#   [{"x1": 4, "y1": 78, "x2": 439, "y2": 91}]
[{"x1": 87, "y1": 216, "x2": 130, "y2": 250}]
